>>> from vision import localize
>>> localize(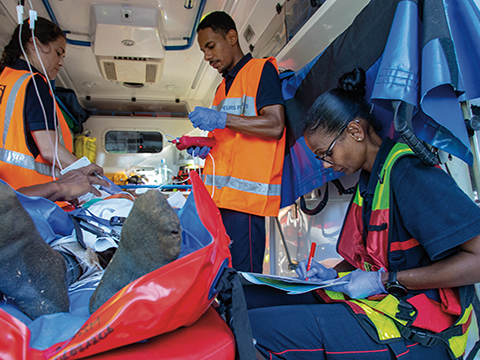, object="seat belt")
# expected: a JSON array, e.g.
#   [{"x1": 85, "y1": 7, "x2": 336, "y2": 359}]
[
  {"x1": 215, "y1": 267, "x2": 258, "y2": 360},
  {"x1": 466, "y1": 292, "x2": 480, "y2": 360}
]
